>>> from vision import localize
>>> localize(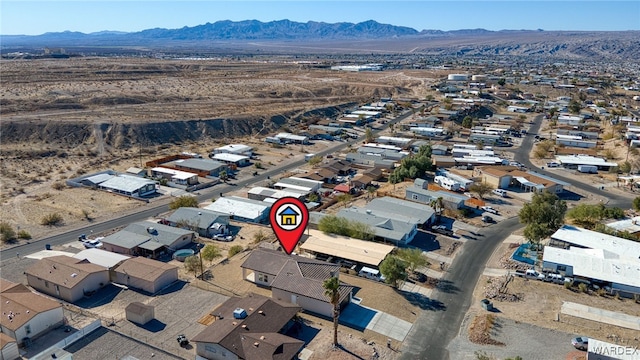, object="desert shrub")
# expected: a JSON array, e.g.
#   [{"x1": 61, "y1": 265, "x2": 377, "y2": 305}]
[
  {"x1": 578, "y1": 283, "x2": 588, "y2": 293},
  {"x1": 228, "y1": 245, "x2": 244, "y2": 257},
  {"x1": 169, "y1": 195, "x2": 198, "y2": 210},
  {"x1": 596, "y1": 288, "x2": 607, "y2": 297},
  {"x1": 41, "y1": 213, "x2": 64, "y2": 226},
  {"x1": 17, "y1": 230, "x2": 32, "y2": 240},
  {"x1": 564, "y1": 281, "x2": 573, "y2": 289},
  {"x1": 0, "y1": 222, "x2": 17, "y2": 243}
]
